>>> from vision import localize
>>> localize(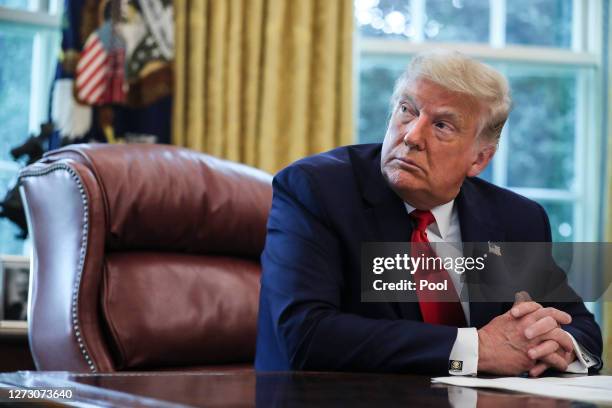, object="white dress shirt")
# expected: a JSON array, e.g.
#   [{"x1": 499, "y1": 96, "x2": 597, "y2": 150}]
[{"x1": 404, "y1": 200, "x2": 596, "y2": 376}]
